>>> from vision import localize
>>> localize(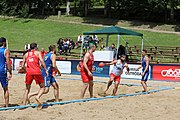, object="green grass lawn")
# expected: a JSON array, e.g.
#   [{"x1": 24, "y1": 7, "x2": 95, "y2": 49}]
[{"x1": 0, "y1": 17, "x2": 179, "y2": 54}]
